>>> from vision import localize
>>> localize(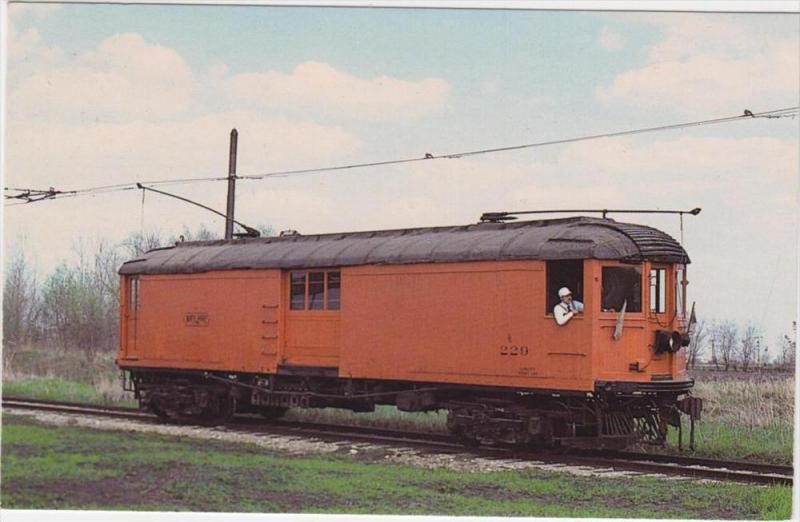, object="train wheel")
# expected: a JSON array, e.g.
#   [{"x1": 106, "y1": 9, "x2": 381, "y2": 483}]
[
  {"x1": 456, "y1": 432, "x2": 481, "y2": 447},
  {"x1": 446, "y1": 418, "x2": 480, "y2": 447},
  {"x1": 260, "y1": 406, "x2": 289, "y2": 420},
  {"x1": 197, "y1": 394, "x2": 236, "y2": 426},
  {"x1": 149, "y1": 403, "x2": 173, "y2": 421}
]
